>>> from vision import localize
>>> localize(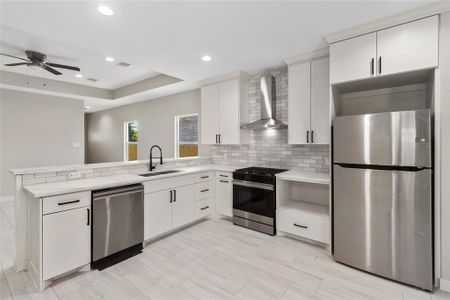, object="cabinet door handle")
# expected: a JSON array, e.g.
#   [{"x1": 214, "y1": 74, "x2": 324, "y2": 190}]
[
  {"x1": 306, "y1": 131, "x2": 309, "y2": 143},
  {"x1": 87, "y1": 208, "x2": 90, "y2": 226},
  {"x1": 311, "y1": 130, "x2": 314, "y2": 144},
  {"x1": 58, "y1": 199, "x2": 80, "y2": 206},
  {"x1": 219, "y1": 180, "x2": 229, "y2": 183},
  {"x1": 200, "y1": 206, "x2": 209, "y2": 211},
  {"x1": 219, "y1": 174, "x2": 229, "y2": 178},
  {"x1": 200, "y1": 189, "x2": 209, "y2": 193},
  {"x1": 169, "y1": 190, "x2": 173, "y2": 203},
  {"x1": 173, "y1": 190, "x2": 176, "y2": 202},
  {"x1": 378, "y1": 56, "x2": 382, "y2": 74},
  {"x1": 219, "y1": 134, "x2": 221, "y2": 144},
  {"x1": 200, "y1": 176, "x2": 209, "y2": 179},
  {"x1": 370, "y1": 58, "x2": 374, "y2": 75},
  {"x1": 294, "y1": 223, "x2": 308, "y2": 229}
]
